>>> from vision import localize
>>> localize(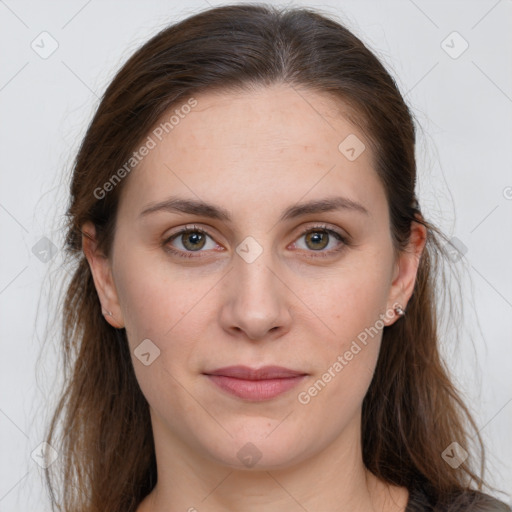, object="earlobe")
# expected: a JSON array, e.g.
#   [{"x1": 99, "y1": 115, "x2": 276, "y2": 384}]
[{"x1": 81, "y1": 221, "x2": 124, "y2": 329}]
